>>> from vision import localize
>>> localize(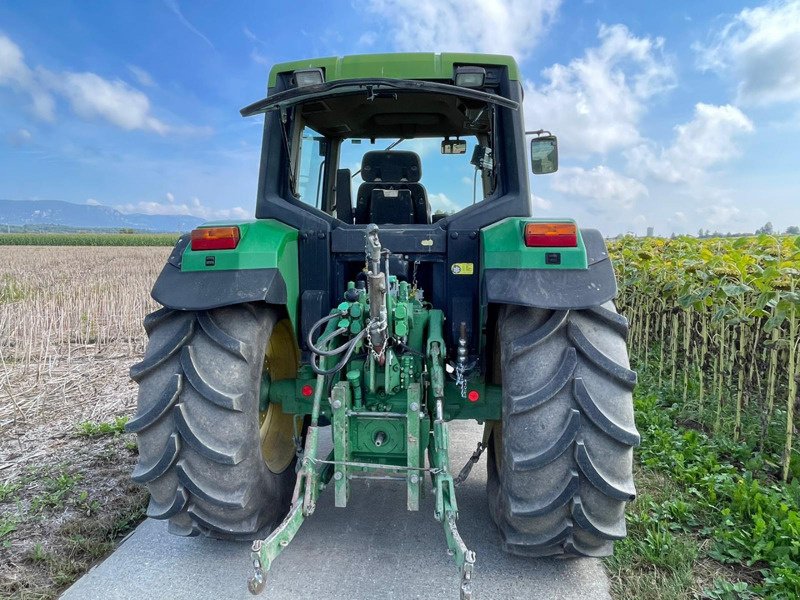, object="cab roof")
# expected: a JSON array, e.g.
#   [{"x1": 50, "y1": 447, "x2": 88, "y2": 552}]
[{"x1": 267, "y1": 52, "x2": 520, "y2": 88}]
